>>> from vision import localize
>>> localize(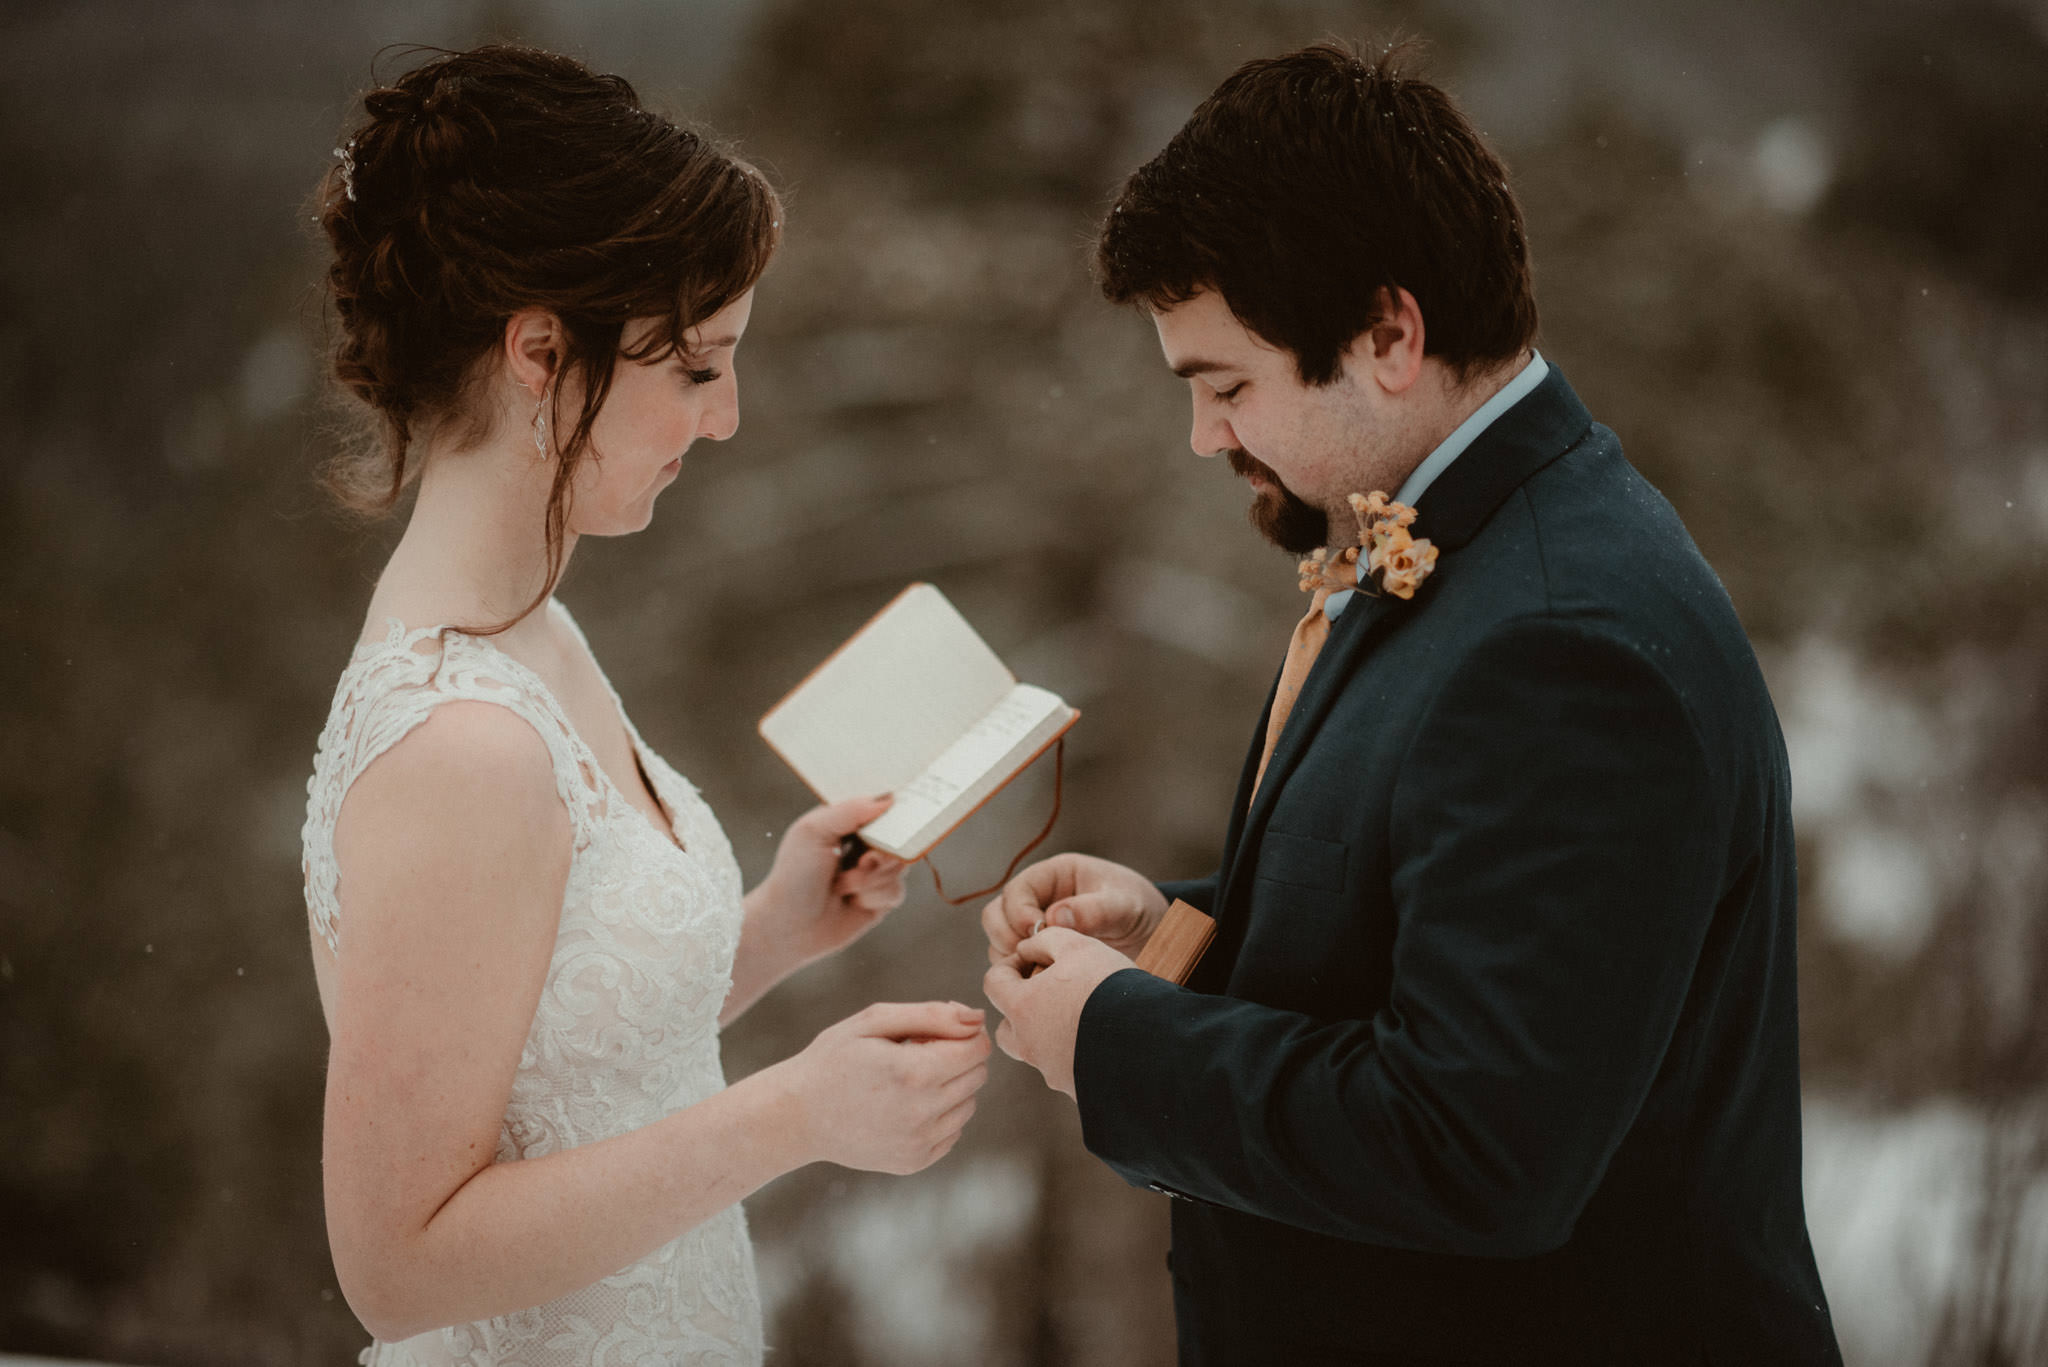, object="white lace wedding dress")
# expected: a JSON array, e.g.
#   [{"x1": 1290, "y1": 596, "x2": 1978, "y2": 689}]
[{"x1": 301, "y1": 599, "x2": 765, "y2": 1366}]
